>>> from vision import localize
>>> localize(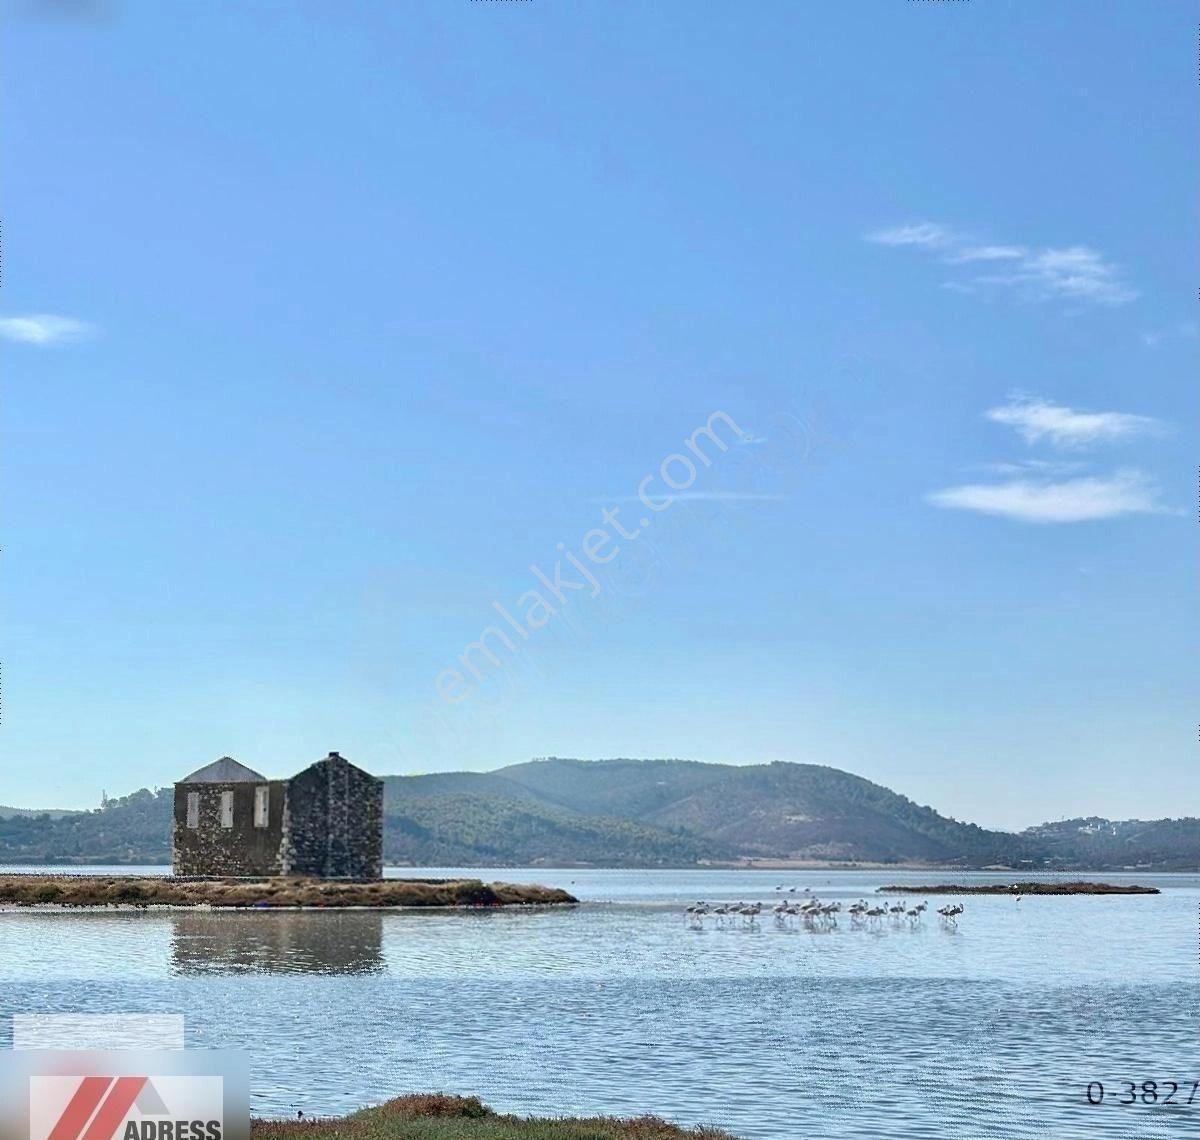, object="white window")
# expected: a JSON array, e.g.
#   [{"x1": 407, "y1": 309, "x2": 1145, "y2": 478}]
[
  {"x1": 254, "y1": 785, "x2": 269, "y2": 828},
  {"x1": 220, "y1": 790, "x2": 234, "y2": 829},
  {"x1": 186, "y1": 792, "x2": 200, "y2": 829}
]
